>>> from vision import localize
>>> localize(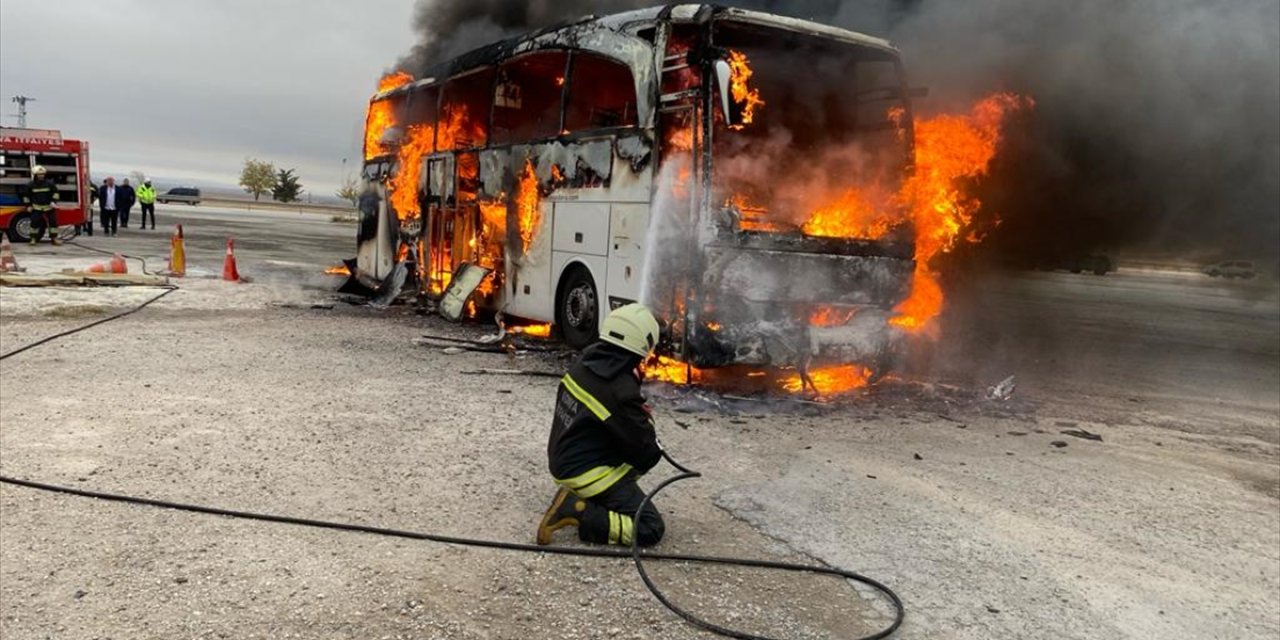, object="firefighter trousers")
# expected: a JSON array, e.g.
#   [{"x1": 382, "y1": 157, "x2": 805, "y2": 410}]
[
  {"x1": 576, "y1": 477, "x2": 665, "y2": 547},
  {"x1": 32, "y1": 208, "x2": 58, "y2": 239}
]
